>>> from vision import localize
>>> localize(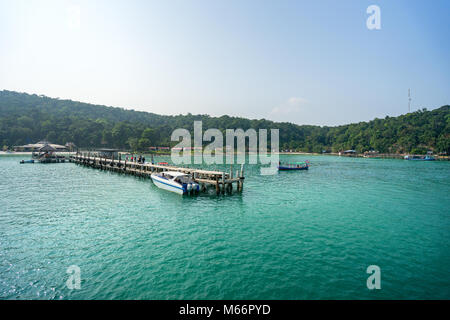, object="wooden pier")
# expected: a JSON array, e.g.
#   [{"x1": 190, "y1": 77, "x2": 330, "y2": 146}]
[{"x1": 69, "y1": 153, "x2": 245, "y2": 194}]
